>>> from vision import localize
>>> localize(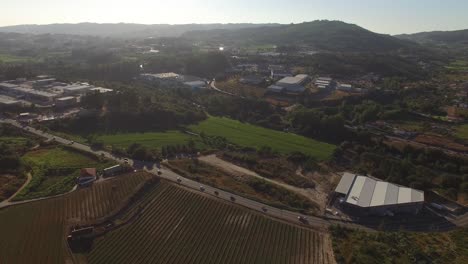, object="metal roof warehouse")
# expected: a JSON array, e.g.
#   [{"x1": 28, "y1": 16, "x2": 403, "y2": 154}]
[{"x1": 335, "y1": 172, "x2": 425, "y2": 216}]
